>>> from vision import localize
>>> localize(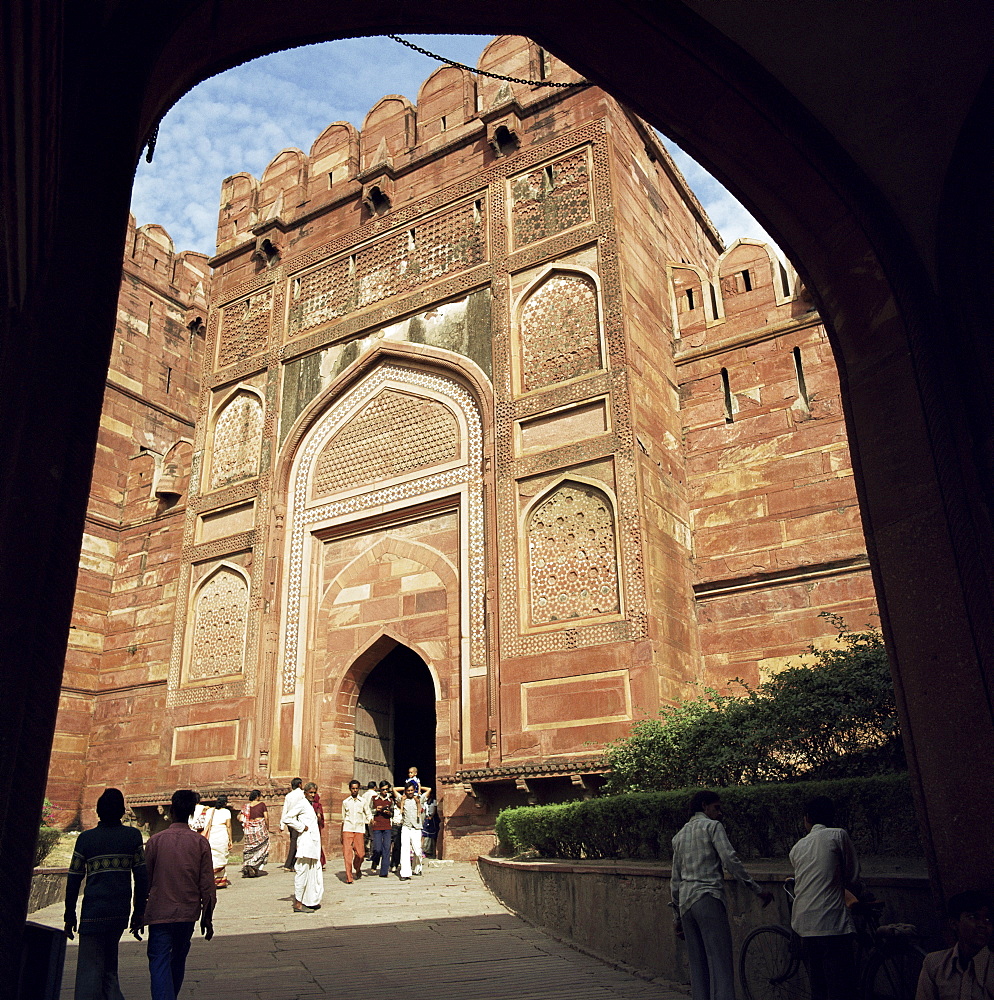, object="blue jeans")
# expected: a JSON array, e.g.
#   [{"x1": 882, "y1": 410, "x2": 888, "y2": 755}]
[
  {"x1": 147, "y1": 922, "x2": 195, "y2": 1000},
  {"x1": 682, "y1": 895, "x2": 735, "y2": 1000},
  {"x1": 371, "y1": 828, "x2": 391, "y2": 876}
]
